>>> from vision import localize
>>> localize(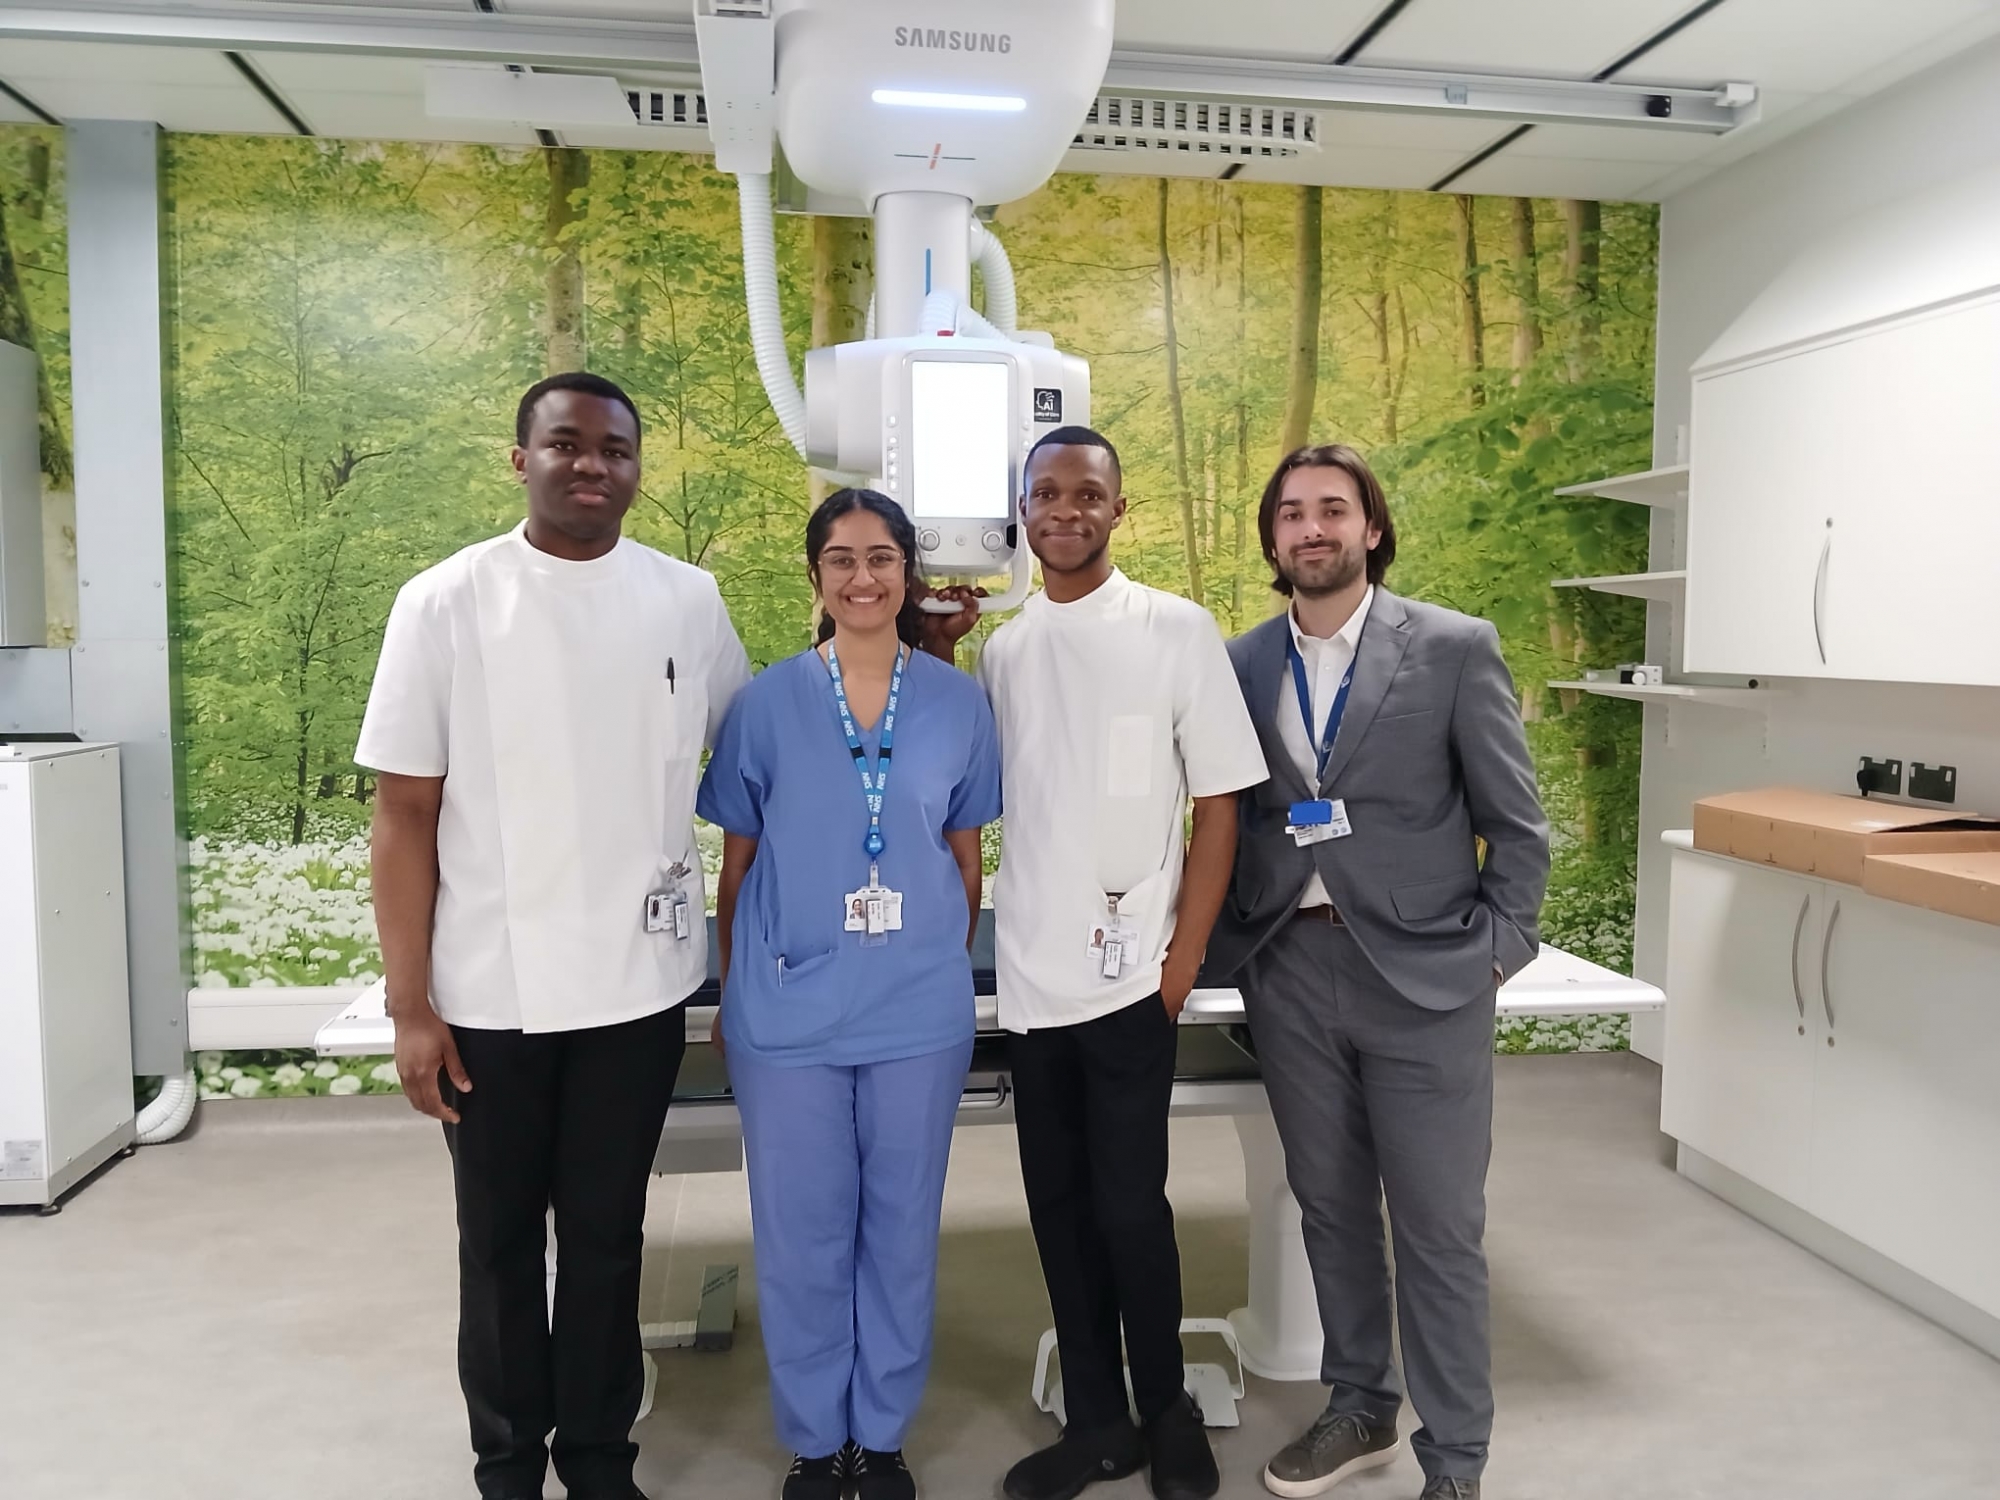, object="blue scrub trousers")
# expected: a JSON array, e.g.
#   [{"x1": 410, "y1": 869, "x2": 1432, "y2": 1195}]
[{"x1": 730, "y1": 1038, "x2": 975, "y2": 1458}]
